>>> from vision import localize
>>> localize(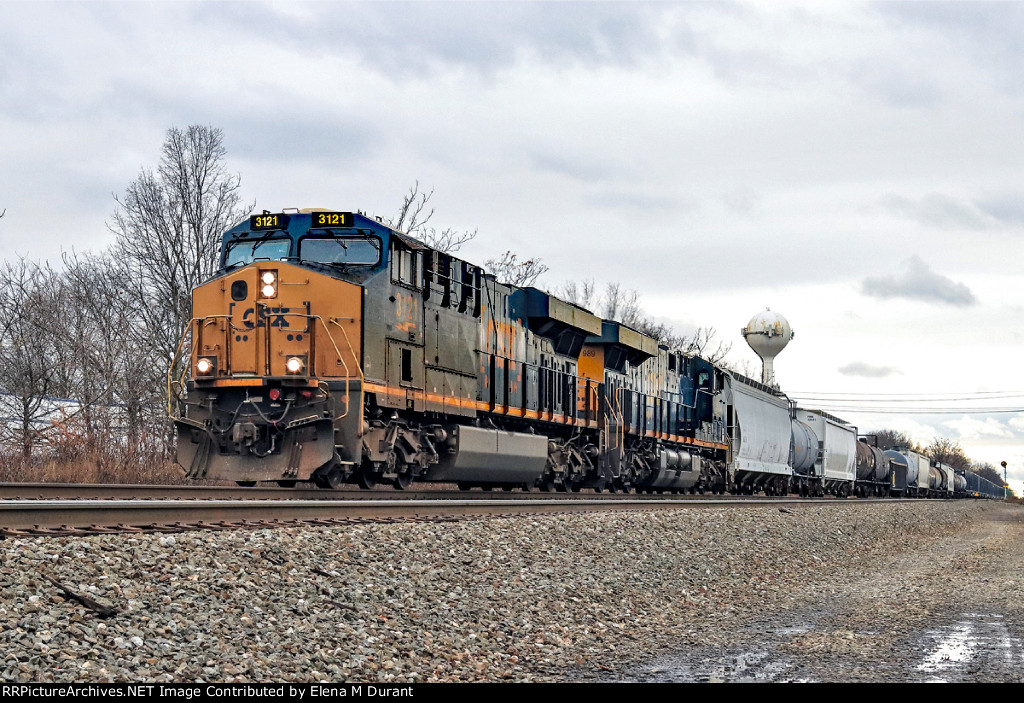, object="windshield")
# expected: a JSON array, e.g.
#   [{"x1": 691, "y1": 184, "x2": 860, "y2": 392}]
[
  {"x1": 299, "y1": 237, "x2": 380, "y2": 265},
  {"x1": 224, "y1": 238, "x2": 291, "y2": 267}
]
